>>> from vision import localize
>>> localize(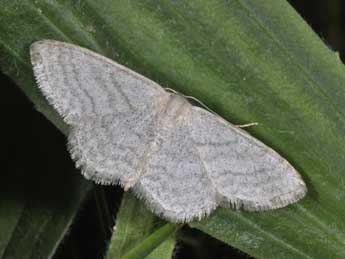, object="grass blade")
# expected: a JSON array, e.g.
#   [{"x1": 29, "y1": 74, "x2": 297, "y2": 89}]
[{"x1": 107, "y1": 193, "x2": 177, "y2": 259}]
